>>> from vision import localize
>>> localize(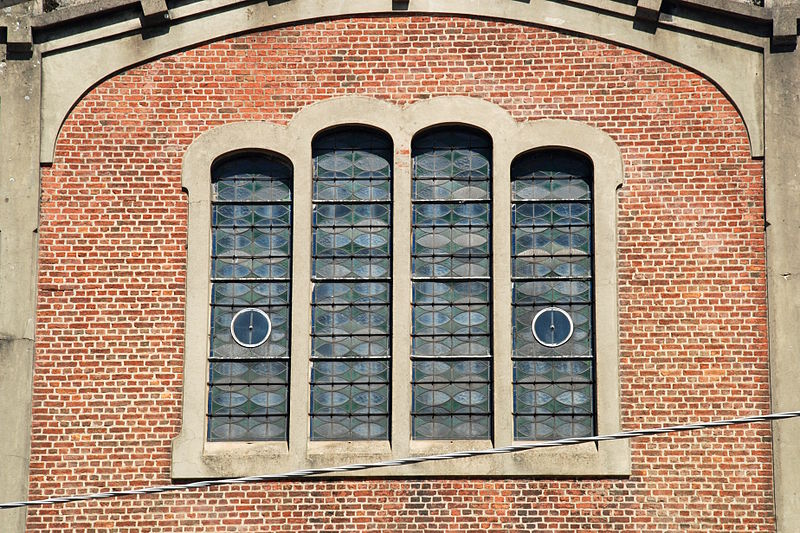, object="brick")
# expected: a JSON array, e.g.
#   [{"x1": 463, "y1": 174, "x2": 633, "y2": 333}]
[{"x1": 29, "y1": 16, "x2": 770, "y2": 532}]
